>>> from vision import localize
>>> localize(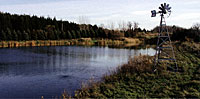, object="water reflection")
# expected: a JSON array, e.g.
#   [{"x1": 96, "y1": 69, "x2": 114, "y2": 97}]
[{"x1": 0, "y1": 46, "x2": 155, "y2": 98}]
